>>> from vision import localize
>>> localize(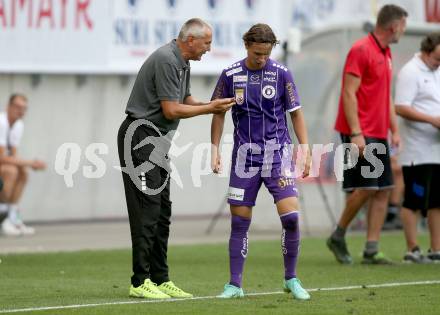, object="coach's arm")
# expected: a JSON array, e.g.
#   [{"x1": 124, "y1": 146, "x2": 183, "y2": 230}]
[
  {"x1": 342, "y1": 73, "x2": 365, "y2": 154},
  {"x1": 161, "y1": 98, "x2": 234, "y2": 120}
]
